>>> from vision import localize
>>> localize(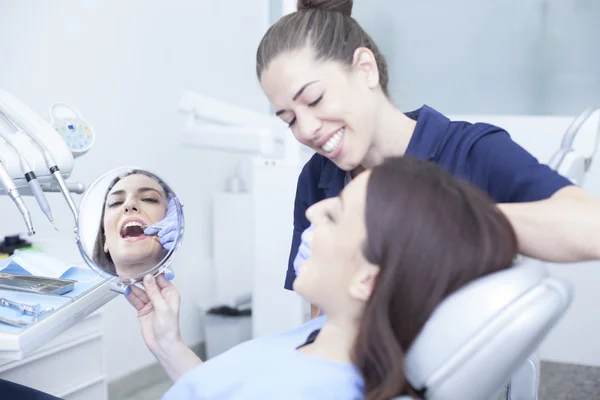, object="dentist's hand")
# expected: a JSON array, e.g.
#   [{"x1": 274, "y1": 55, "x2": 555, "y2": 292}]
[
  {"x1": 144, "y1": 197, "x2": 180, "y2": 251},
  {"x1": 293, "y1": 224, "x2": 314, "y2": 276},
  {"x1": 126, "y1": 274, "x2": 182, "y2": 354}
]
